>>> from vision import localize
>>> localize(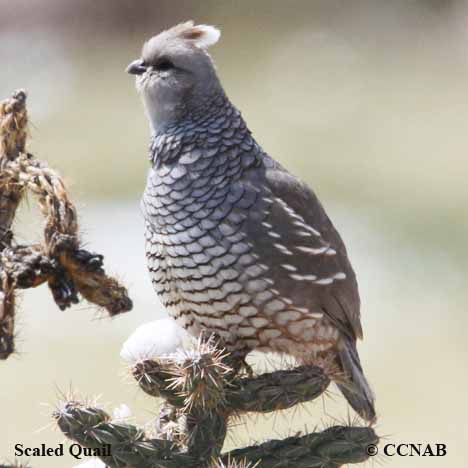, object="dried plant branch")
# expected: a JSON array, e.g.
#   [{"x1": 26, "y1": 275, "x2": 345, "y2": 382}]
[{"x1": 0, "y1": 90, "x2": 132, "y2": 359}]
